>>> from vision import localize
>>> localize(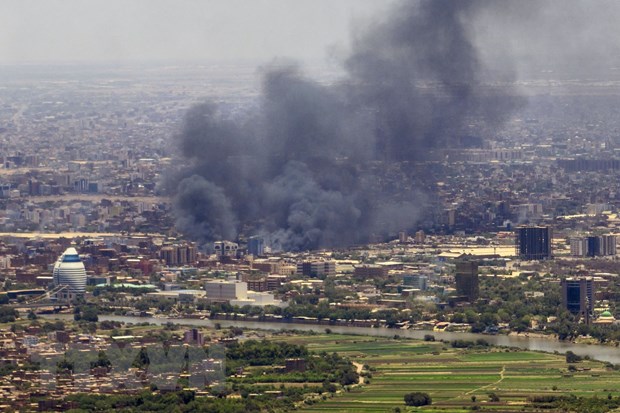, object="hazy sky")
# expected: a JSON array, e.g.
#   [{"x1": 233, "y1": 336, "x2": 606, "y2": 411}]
[{"x1": 1, "y1": 0, "x2": 389, "y2": 64}]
